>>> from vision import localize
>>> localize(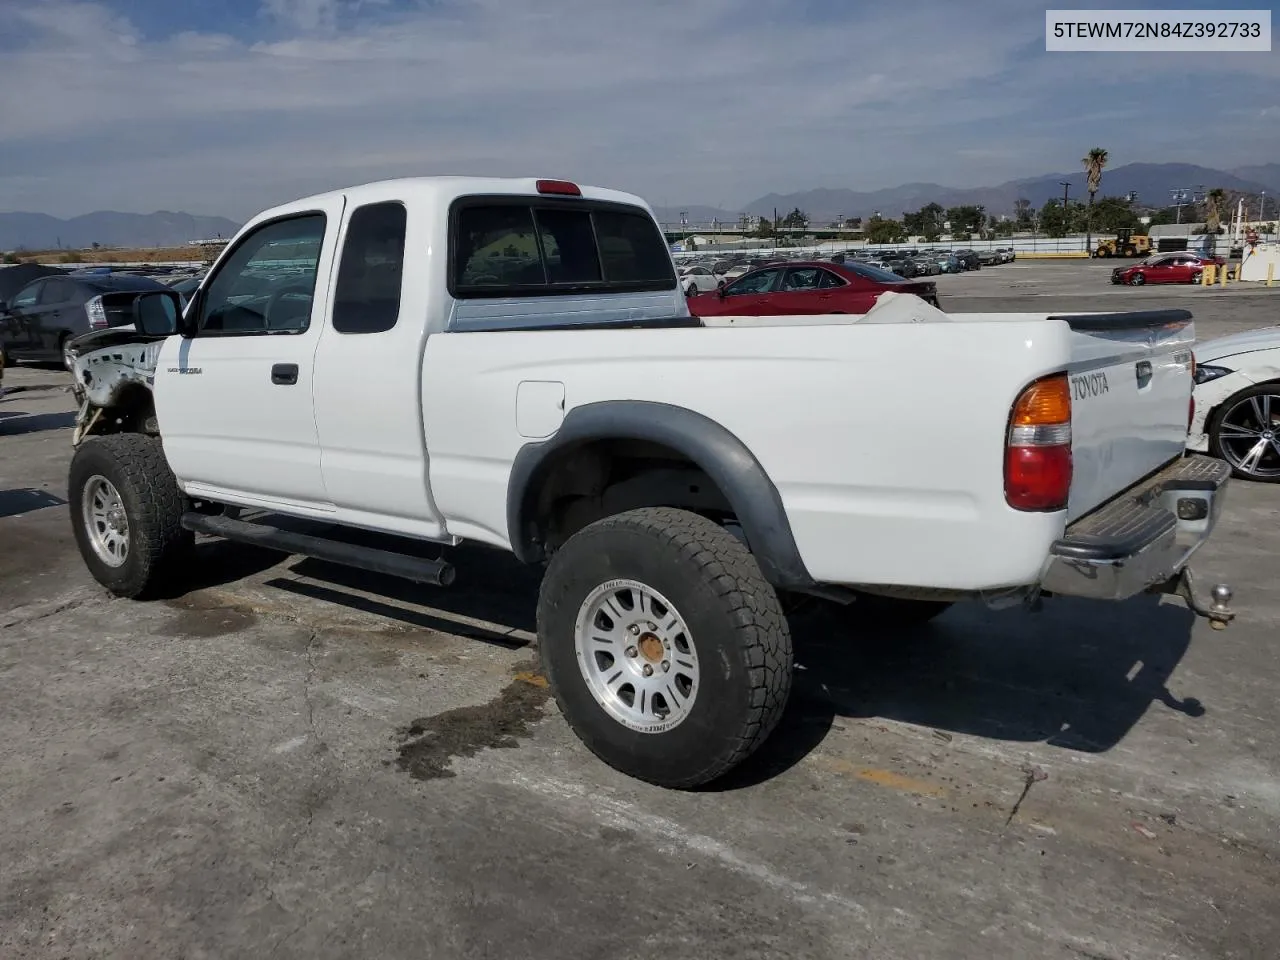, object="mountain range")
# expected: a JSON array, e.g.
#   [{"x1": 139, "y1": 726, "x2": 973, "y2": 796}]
[
  {"x1": 654, "y1": 163, "x2": 1280, "y2": 224},
  {"x1": 0, "y1": 211, "x2": 241, "y2": 252},
  {"x1": 2, "y1": 162, "x2": 1276, "y2": 248}
]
